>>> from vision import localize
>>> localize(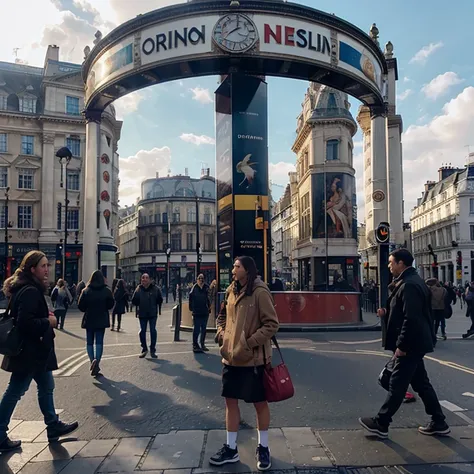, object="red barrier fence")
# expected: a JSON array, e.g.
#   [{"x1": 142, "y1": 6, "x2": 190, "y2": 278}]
[{"x1": 272, "y1": 292, "x2": 361, "y2": 325}]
